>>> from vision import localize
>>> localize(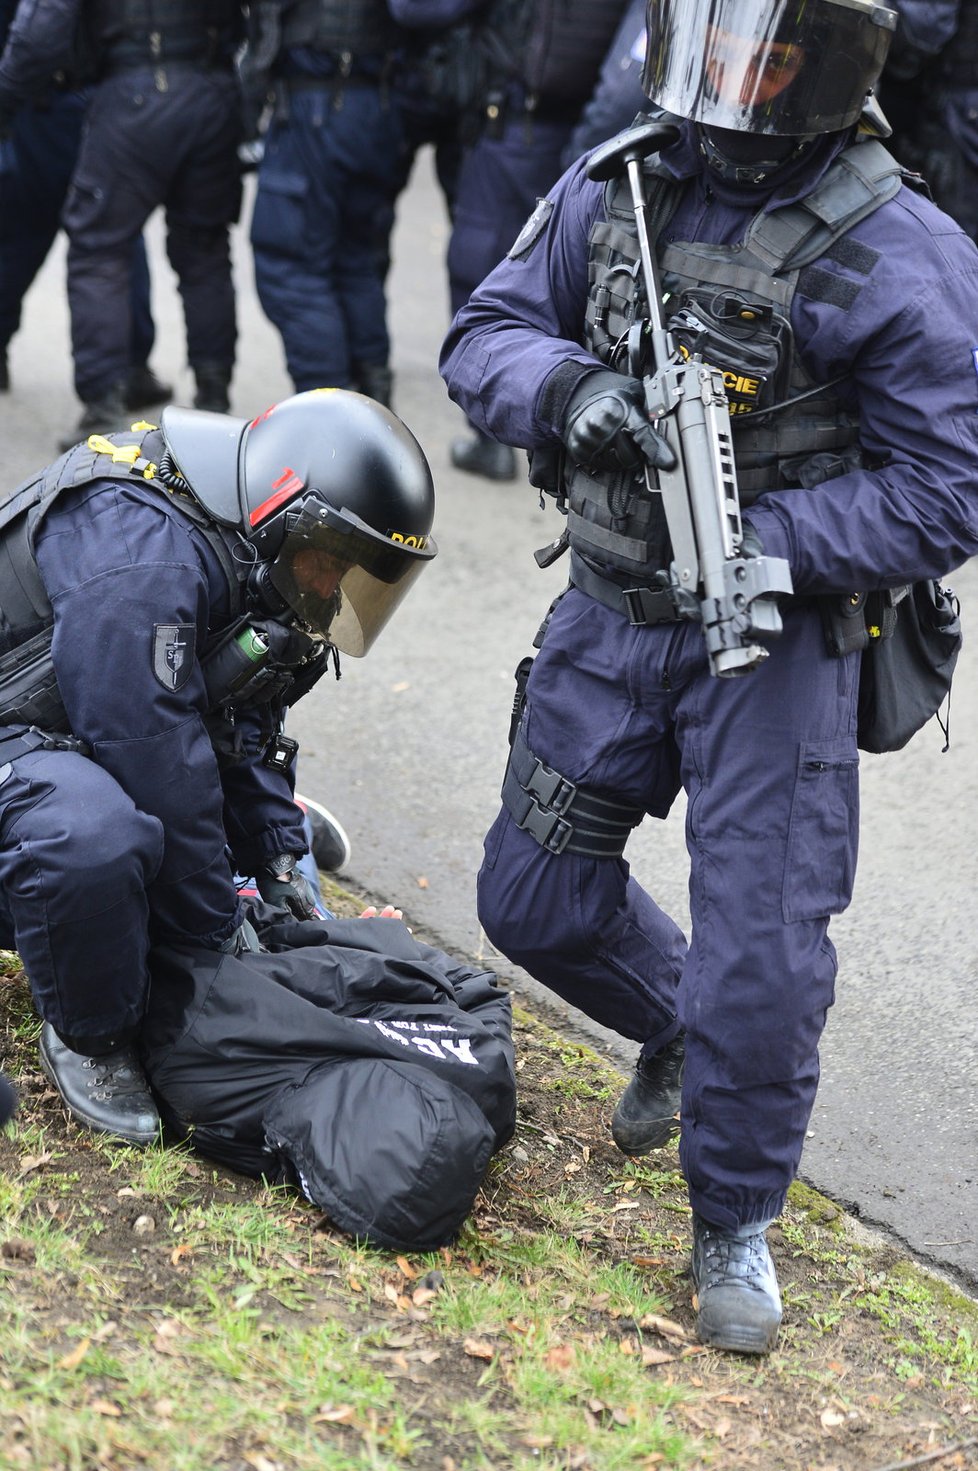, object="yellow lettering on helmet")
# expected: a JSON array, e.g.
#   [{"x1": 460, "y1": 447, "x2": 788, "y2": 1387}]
[{"x1": 390, "y1": 532, "x2": 428, "y2": 549}]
